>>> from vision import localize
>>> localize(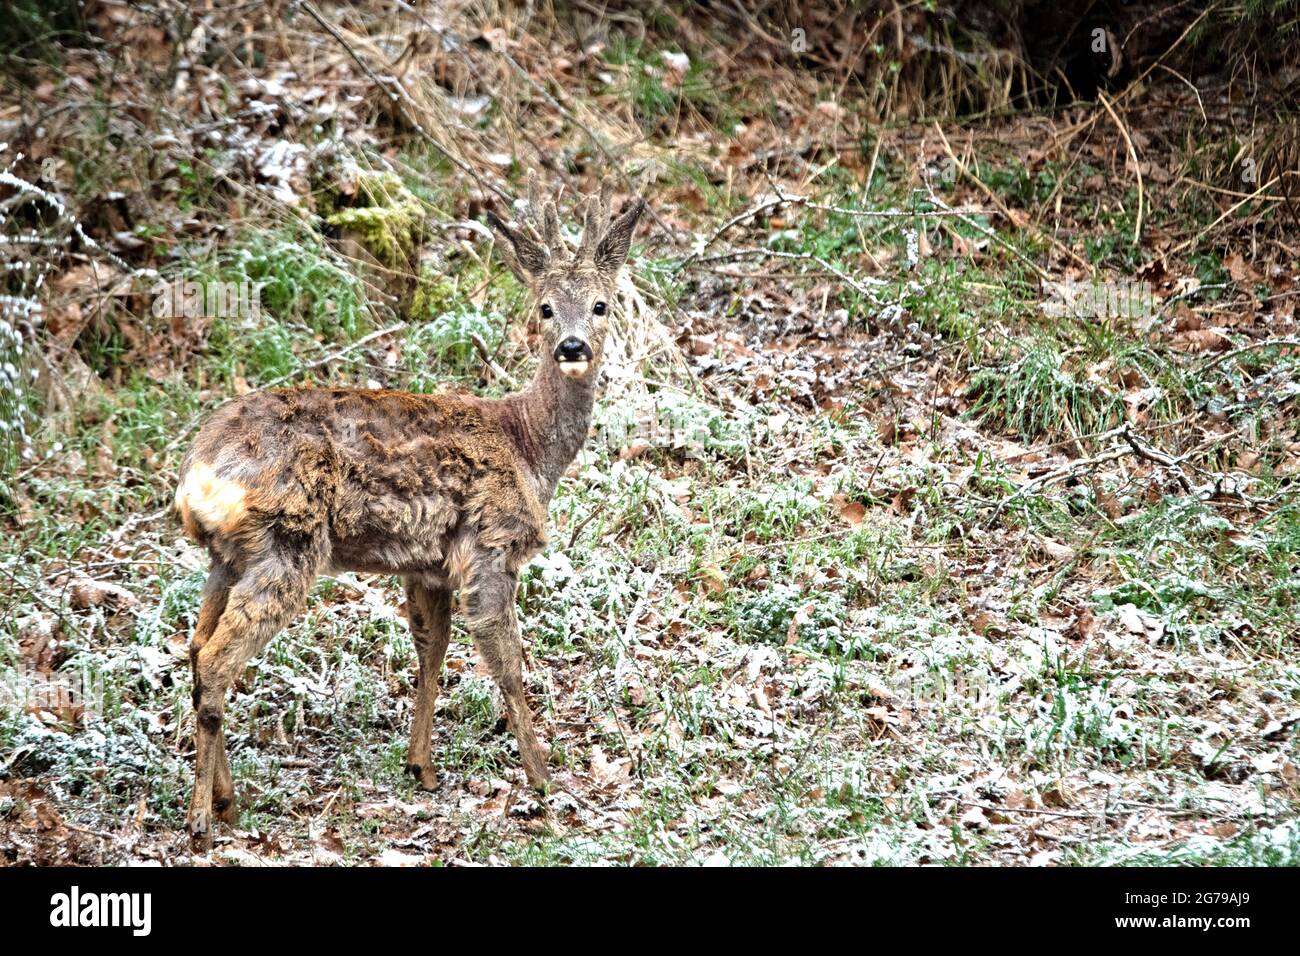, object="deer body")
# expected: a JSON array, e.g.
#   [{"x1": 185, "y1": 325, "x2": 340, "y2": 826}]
[{"x1": 177, "y1": 174, "x2": 644, "y2": 849}]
